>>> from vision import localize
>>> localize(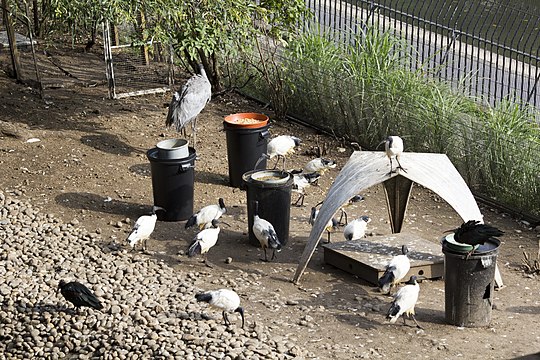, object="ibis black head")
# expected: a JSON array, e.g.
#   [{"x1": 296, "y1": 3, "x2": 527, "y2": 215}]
[
  {"x1": 210, "y1": 219, "x2": 220, "y2": 228},
  {"x1": 218, "y1": 198, "x2": 226, "y2": 210},
  {"x1": 58, "y1": 280, "x2": 66, "y2": 292},
  {"x1": 360, "y1": 215, "x2": 371, "y2": 223},
  {"x1": 151, "y1": 206, "x2": 166, "y2": 214},
  {"x1": 235, "y1": 306, "x2": 245, "y2": 328},
  {"x1": 349, "y1": 195, "x2": 364, "y2": 204},
  {"x1": 292, "y1": 136, "x2": 301, "y2": 146},
  {"x1": 401, "y1": 245, "x2": 409, "y2": 255},
  {"x1": 405, "y1": 275, "x2": 417, "y2": 285}
]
